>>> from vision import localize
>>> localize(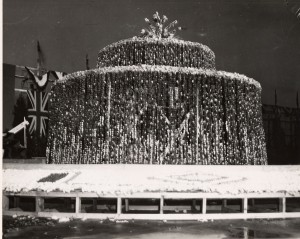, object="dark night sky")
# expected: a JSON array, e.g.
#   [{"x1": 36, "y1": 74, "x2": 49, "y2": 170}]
[{"x1": 3, "y1": 0, "x2": 300, "y2": 107}]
